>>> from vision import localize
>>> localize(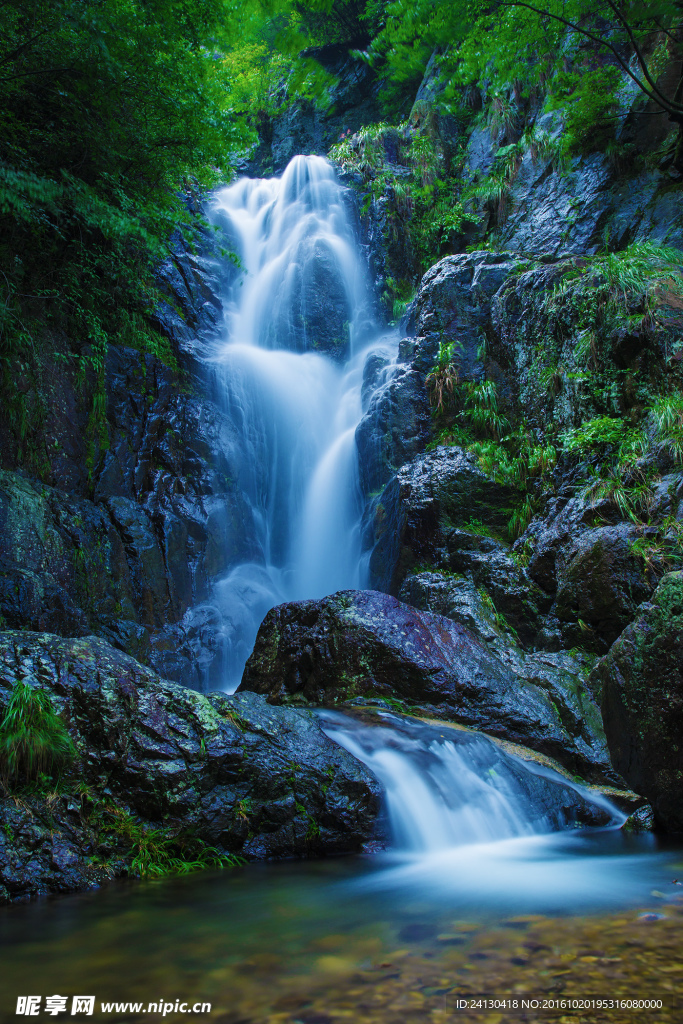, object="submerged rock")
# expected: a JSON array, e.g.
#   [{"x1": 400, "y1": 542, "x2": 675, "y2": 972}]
[
  {"x1": 0, "y1": 632, "x2": 381, "y2": 901},
  {"x1": 238, "y1": 589, "x2": 617, "y2": 784},
  {"x1": 595, "y1": 571, "x2": 683, "y2": 832}
]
